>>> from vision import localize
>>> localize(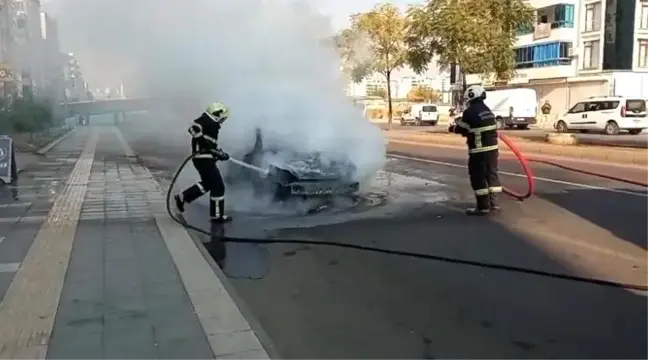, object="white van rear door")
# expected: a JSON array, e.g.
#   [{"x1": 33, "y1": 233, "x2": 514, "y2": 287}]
[{"x1": 421, "y1": 105, "x2": 438, "y2": 120}]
